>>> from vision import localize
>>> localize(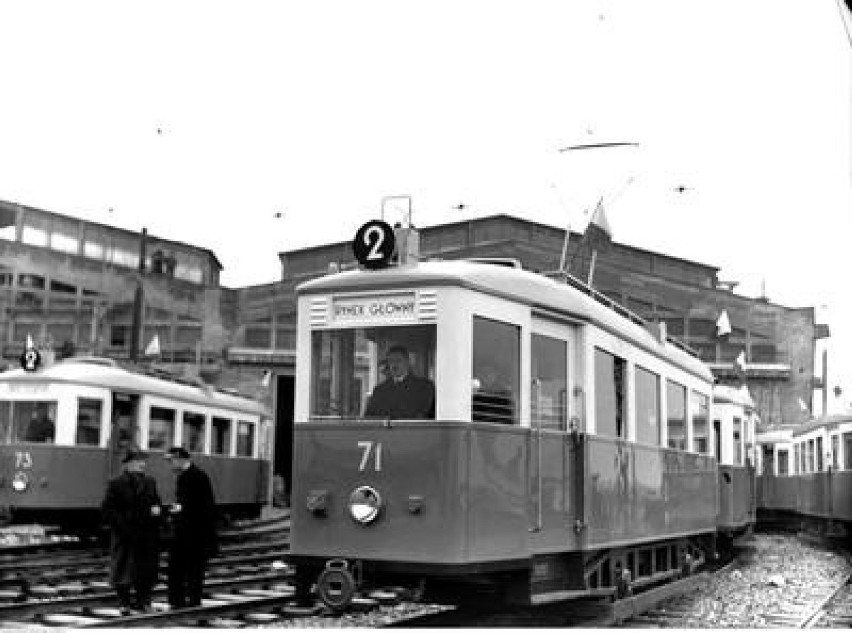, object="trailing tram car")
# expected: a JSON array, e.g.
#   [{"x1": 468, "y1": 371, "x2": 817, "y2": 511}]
[
  {"x1": 712, "y1": 386, "x2": 758, "y2": 539},
  {"x1": 757, "y1": 415, "x2": 852, "y2": 537},
  {"x1": 0, "y1": 356, "x2": 273, "y2": 529},
  {"x1": 288, "y1": 224, "x2": 737, "y2": 607}
]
